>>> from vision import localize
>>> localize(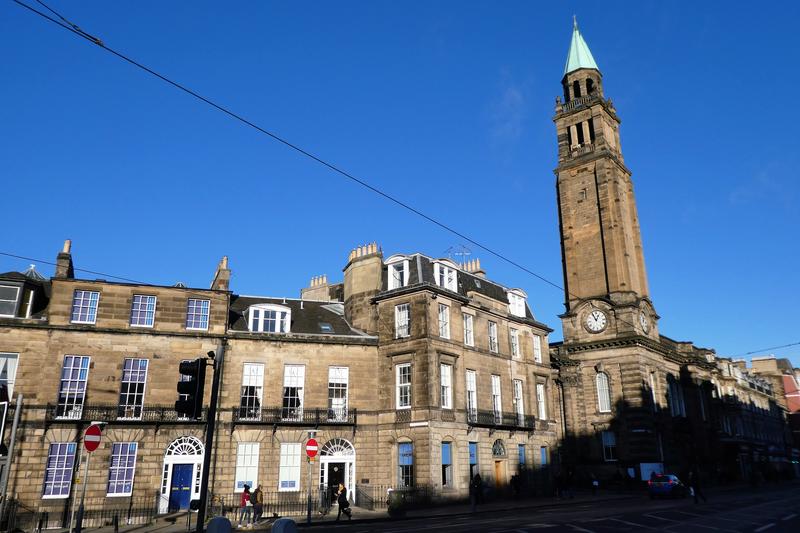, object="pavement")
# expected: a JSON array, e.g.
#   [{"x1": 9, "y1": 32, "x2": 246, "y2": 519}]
[{"x1": 33, "y1": 482, "x2": 800, "y2": 532}]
